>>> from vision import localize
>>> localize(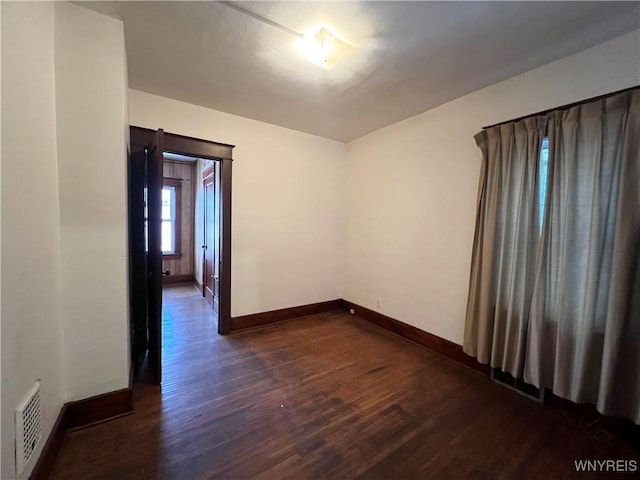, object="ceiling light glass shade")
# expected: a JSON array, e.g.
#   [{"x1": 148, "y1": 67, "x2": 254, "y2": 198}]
[{"x1": 297, "y1": 27, "x2": 352, "y2": 69}]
